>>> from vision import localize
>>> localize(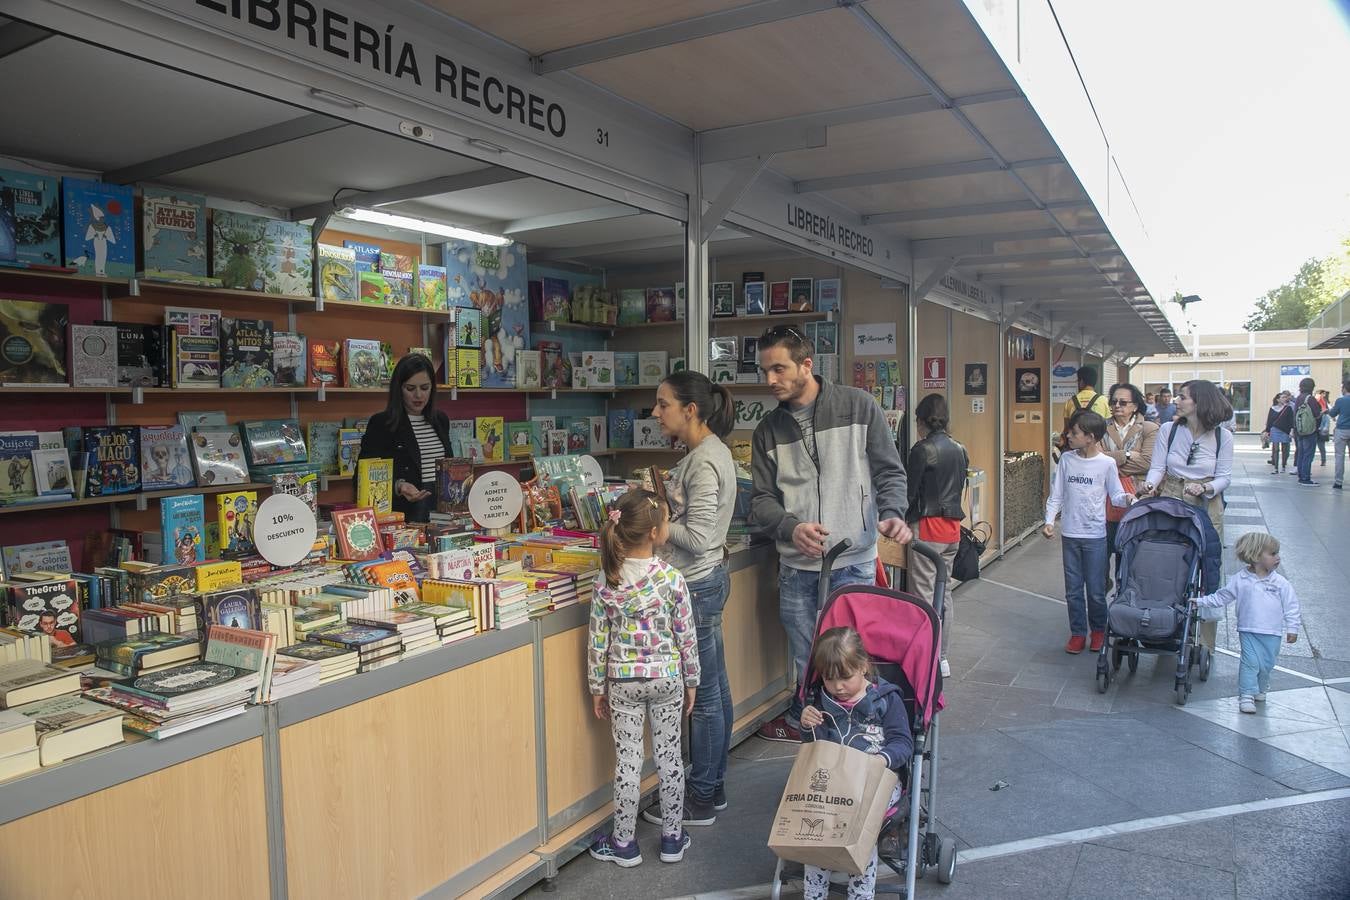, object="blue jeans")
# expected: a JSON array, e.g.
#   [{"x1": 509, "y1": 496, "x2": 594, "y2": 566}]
[
  {"x1": 1238, "y1": 631, "x2": 1280, "y2": 696},
  {"x1": 1062, "y1": 536, "x2": 1107, "y2": 635},
  {"x1": 687, "y1": 565, "x2": 732, "y2": 804},
  {"x1": 1296, "y1": 433, "x2": 1316, "y2": 482},
  {"x1": 780, "y1": 561, "x2": 876, "y2": 727}
]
